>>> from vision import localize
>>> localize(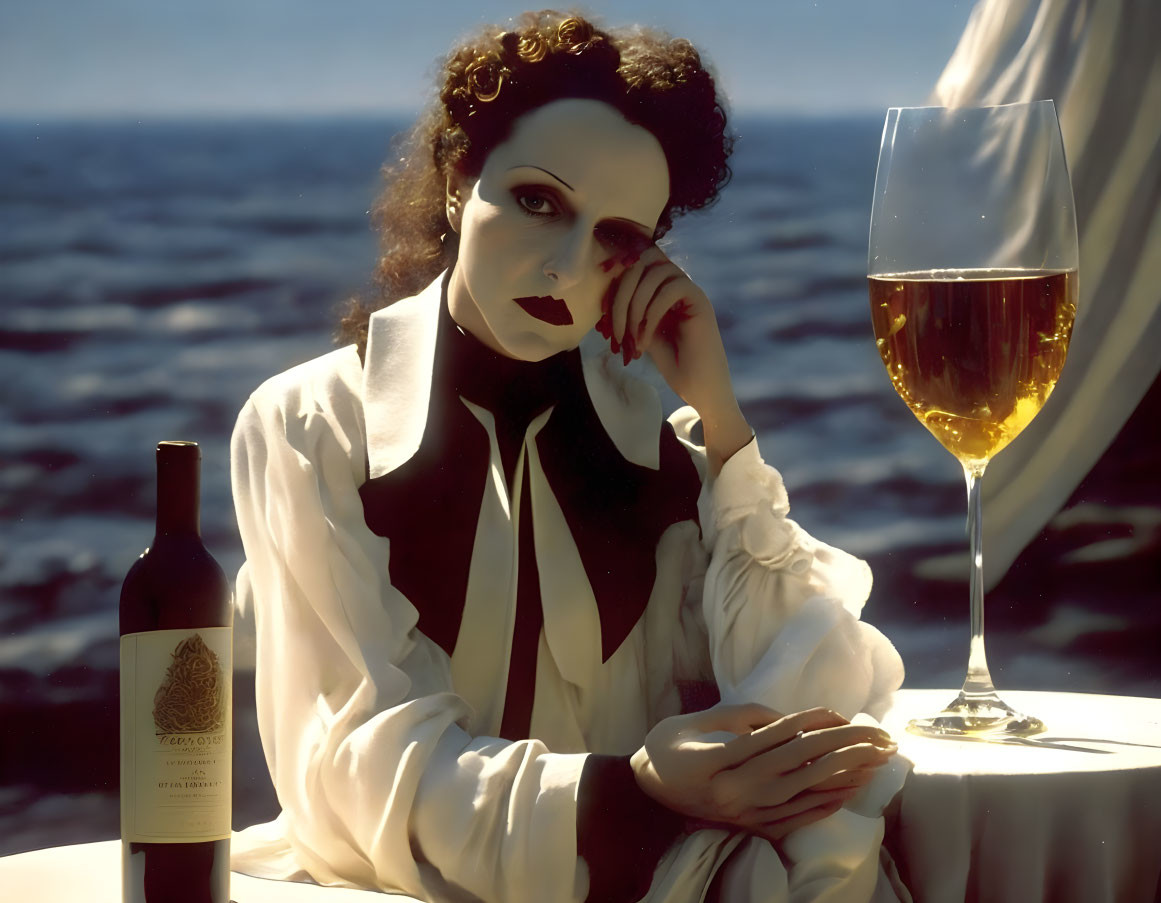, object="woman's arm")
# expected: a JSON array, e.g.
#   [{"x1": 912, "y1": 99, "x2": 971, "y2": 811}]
[
  {"x1": 601, "y1": 245, "x2": 902, "y2": 716},
  {"x1": 693, "y1": 433, "x2": 904, "y2": 719},
  {"x1": 601, "y1": 248, "x2": 905, "y2": 839}
]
